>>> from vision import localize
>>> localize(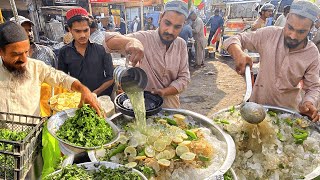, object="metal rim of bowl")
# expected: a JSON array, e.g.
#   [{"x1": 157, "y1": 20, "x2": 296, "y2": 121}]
[{"x1": 114, "y1": 91, "x2": 163, "y2": 117}]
